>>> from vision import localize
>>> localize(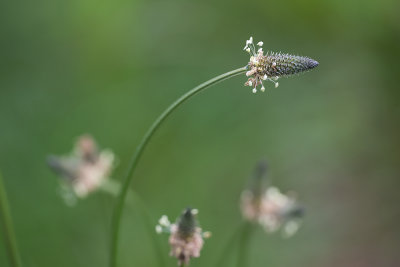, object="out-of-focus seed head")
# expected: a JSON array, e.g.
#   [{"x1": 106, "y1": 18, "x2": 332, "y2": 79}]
[
  {"x1": 248, "y1": 160, "x2": 268, "y2": 198},
  {"x1": 177, "y1": 208, "x2": 198, "y2": 239},
  {"x1": 240, "y1": 161, "x2": 304, "y2": 237},
  {"x1": 243, "y1": 37, "x2": 319, "y2": 93},
  {"x1": 75, "y1": 135, "x2": 99, "y2": 163},
  {"x1": 155, "y1": 208, "x2": 211, "y2": 266},
  {"x1": 47, "y1": 135, "x2": 114, "y2": 204}
]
